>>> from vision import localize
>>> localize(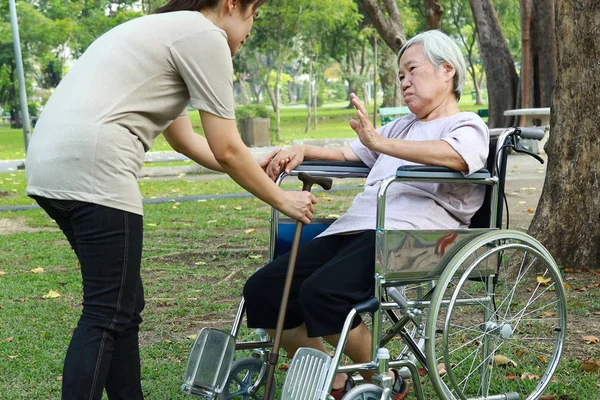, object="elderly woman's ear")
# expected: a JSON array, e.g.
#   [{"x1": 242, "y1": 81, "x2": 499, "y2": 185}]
[{"x1": 441, "y1": 62, "x2": 456, "y2": 82}]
